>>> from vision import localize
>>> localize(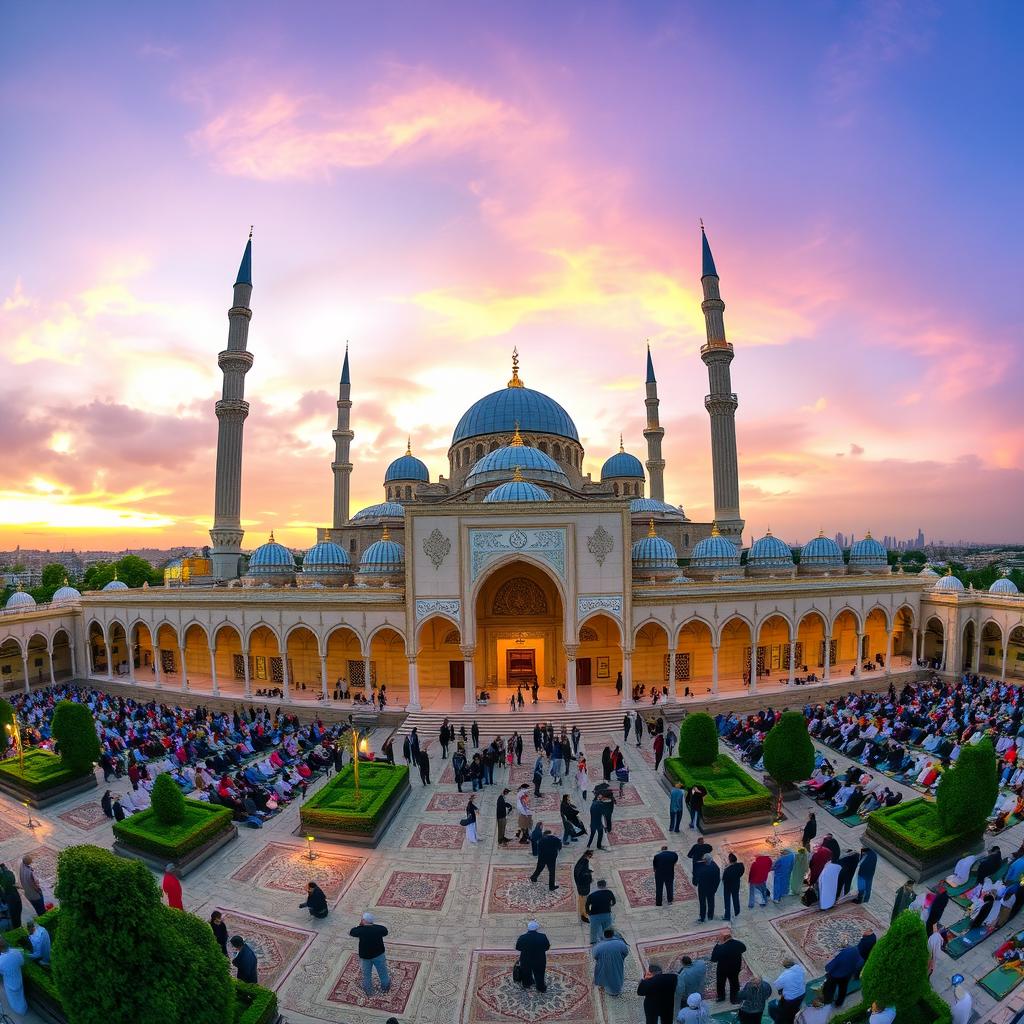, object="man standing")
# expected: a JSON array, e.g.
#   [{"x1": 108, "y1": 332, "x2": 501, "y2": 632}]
[
  {"x1": 802, "y1": 812, "x2": 817, "y2": 850},
  {"x1": 653, "y1": 732, "x2": 665, "y2": 771},
  {"x1": 855, "y1": 846, "x2": 878, "y2": 904},
  {"x1": 822, "y1": 943, "x2": 862, "y2": 1008},
  {"x1": 515, "y1": 920, "x2": 550, "y2": 992},
  {"x1": 348, "y1": 912, "x2": 390, "y2": 997},
  {"x1": 571, "y1": 725, "x2": 582, "y2": 757},
  {"x1": 722, "y1": 853, "x2": 745, "y2": 921},
  {"x1": 669, "y1": 784, "x2": 685, "y2": 833},
  {"x1": 624, "y1": 714, "x2": 632, "y2": 743},
  {"x1": 534, "y1": 723, "x2": 543, "y2": 752},
  {"x1": 471, "y1": 720, "x2": 480, "y2": 749},
  {"x1": 439, "y1": 719, "x2": 451, "y2": 759},
  {"x1": 748, "y1": 852, "x2": 772, "y2": 909},
  {"x1": 695, "y1": 855, "x2": 721, "y2": 923},
  {"x1": 687, "y1": 785, "x2": 706, "y2": 829},
  {"x1": 409, "y1": 727, "x2": 421, "y2": 765},
  {"x1": 666, "y1": 726, "x2": 677, "y2": 758},
  {"x1": 687, "y1": 838, "x2": 712, "y2": 882},
  {"x1": 20, "y1": 855, "x2": 45, "y2": 916},
  {"x1": 496, "y1": 788, "x2": 513, "y2": 845},
  {"x1": 675, "y1": 955, "x2": 707, "y2": 1016},
  {"x1": 530, "y1": 830, "x2": 562, "y2": 891},
  {"x1": 837, "y1": 848, "x2": 859, "y2": 897},
  {"x1": 926, "y1": 882, "x2": 949, "y2": 929},
  {"x1": 161, "y1": 864, "x2": 183, "y2": 910},
  {"x1": 710, "y1": 929, "x2": 747, "y2": 1003},
  {"x1": 637, "y1": 963, "x2": 677, "y2": 1024},
  {"x1": 585, "y1": 878, "x2": 617, "y2": 944},
  {"x1": 770, "y1": 958, "x2": 806, "y2": 1023},
  {"x1": 418, "y1": 747, "x2": 431, "y2": 785},
  {"x1": 653, "y1": 846, "x2": 679, "y2": 907},
  {"x1": 574, "y1": 849, "x2": 594, "y2": 921},
  {"x1": 592, "y1": 928, "x2": 629, "y2": 996},
  {"x1": 230, "y1": 935, "x2": 259, "y2": 984},
  {"x1": 515, "y1": 732, "x2": 524, "y2": 765},
  {"x1": 587, "y1": 796, "x2": 607, "y2": 850}
]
